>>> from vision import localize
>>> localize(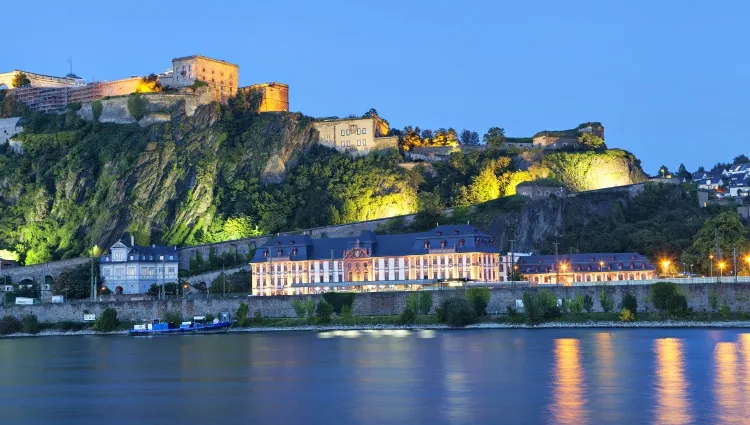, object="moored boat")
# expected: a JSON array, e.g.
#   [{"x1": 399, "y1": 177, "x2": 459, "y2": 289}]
[{"x1": 130, "y1": 313, "x2": 233, "y2": 336}]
